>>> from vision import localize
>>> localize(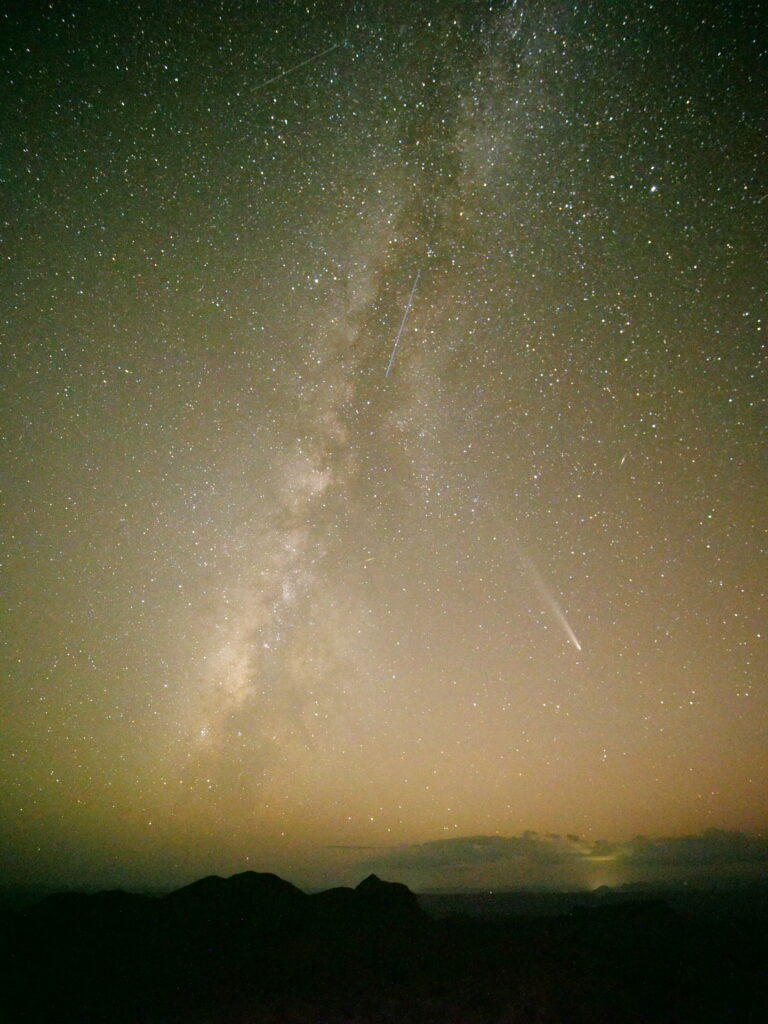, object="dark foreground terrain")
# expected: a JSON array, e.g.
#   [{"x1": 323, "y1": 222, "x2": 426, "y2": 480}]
[{"x1": 3, "y1": 872, "x2": 766, "y2": 1023}]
